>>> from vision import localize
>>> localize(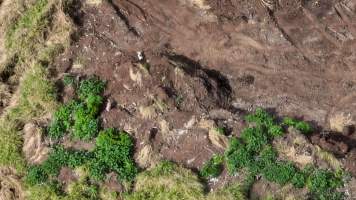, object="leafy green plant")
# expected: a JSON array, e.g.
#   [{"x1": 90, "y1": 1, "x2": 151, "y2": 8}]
[
  {"x1": 25, "y1": 166, "x2": 48, "y2": 186},
  {"x1": 200, "y1": 154, "x2": 224, "y2": 178},
  {"x1": 72, "y1": 105, "x2": 99, "y2": 140},
  {"x1": 241, "y1": 126, "x2": 268, "y2": 153},
  {"x1": 85, "y1": 94, "x2": 103, "y2": 116},
  {"x1": 245, "y1": 108, "x2": 283, "y2": 137},
  {"x1": 48, "y1": 101, "x2": 79, "y2": 139},
  {"x1": 225, "y1": 138, "x2": 253, "y2": 174},
  {"x1": 89, "y1": 128, "x2": 138, "y2": 181},
  {"x1": 262, "y1": 162, "x2": 296, "y2": 185},
  {"x1": 78, "y1": 76, "x2": 106, "y2": 100},
  {"x1": 40, "y1": 146, "x2": 92, "y2": 177},
  {"x1": 291, "y1": 172, "x2": 306, "y2": 188},
  {"x1": 224, "y1": 109, "x2": 345, "y2": 199},
  {"x1": 283, "y1": 117, "x2": 313, "y2": 134},
  {"x1": 307, "y1": 169, "x2": 344, "y2": 200}
]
